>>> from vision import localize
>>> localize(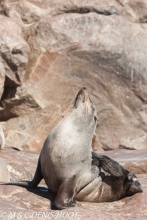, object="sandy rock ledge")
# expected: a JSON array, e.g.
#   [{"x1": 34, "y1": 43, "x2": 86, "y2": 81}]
[{"x1": 0, "y1": 147, "x2": 147, "y2": 220}]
